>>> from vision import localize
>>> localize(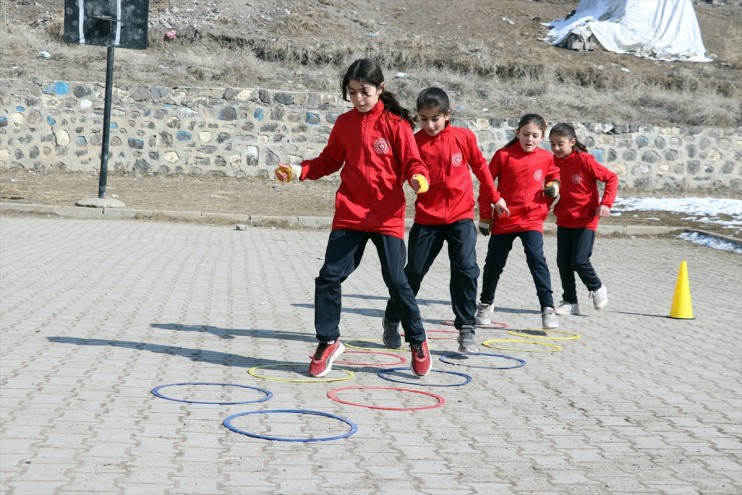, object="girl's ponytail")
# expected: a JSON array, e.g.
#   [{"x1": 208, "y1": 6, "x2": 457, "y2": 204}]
[
  {"x1": 380, "y1": 91, "x2": 414, "y2": 128},
  {"x1": 503, "y1": 136, "x2": 519, "y2": 148}
]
